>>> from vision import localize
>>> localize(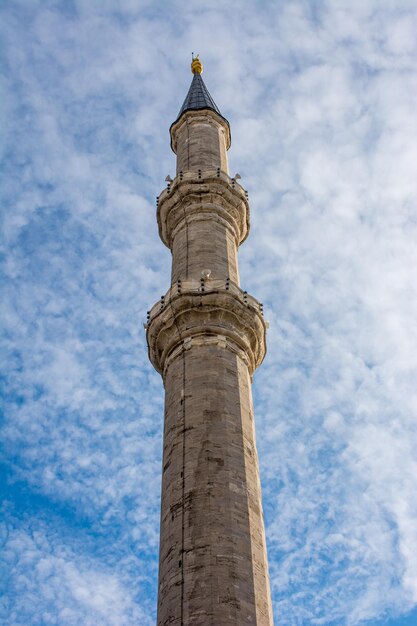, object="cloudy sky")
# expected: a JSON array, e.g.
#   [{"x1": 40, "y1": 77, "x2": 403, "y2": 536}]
[{"x1": 2, "y1": 1, "x2": 417, "y2": 624}]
